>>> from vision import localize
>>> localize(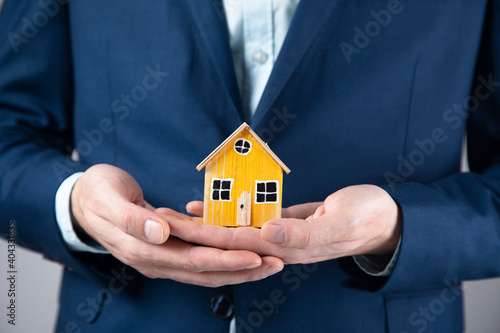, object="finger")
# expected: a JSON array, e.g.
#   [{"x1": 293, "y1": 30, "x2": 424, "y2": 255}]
[
  {"x1": 152, "y1": 237, "x2": 262, "y2": 272},
  {"x1": 100, "y1": 228, "x2": 264, "y2": 273},
  {"x1": 165, "y1": 218, "x2": 281, "y2": 254},
  {"x1": 93, "y1": 198, "x2": 170, "y2": 245},
  {"x1": 144, "y1": 201, "x2": 156, "y2": 211},
  {"x1": 186, "y1": 201, "x2": 204, "y2": 217},
  {"x1": 73, "y1": 165, "x2": 170, "y2": 245},
  {"x1": 261, "y1": 218, "x2": 321, "y2": 249},
  {"x1": 155, "y1": 207, "x2": 203, "y2": 224},
  {"x1": 282, "y1": 202, "x2": 323, "y2": 219},
  {"x1": 141, "y1": 216, "x2": 331, "y2": 265},
  {"x1": 313, "y1": 205, "x2": 326, "y2": 219},
  {"x1": 151, "y1": 256, "x2": 284, "y2": 287}
]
